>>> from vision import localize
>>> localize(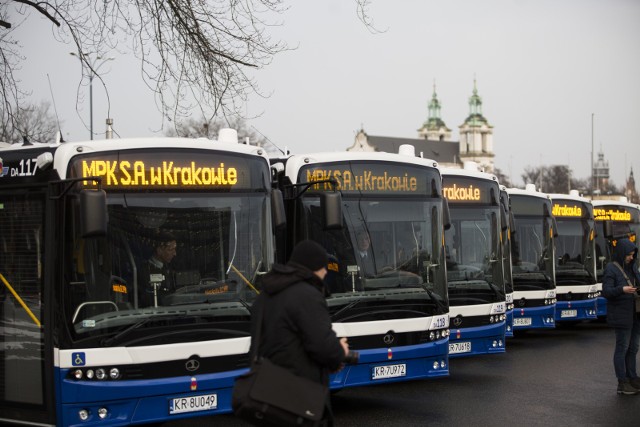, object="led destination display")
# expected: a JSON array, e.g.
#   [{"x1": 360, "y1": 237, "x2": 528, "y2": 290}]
[
  {"x1": 300, "y1": 161, "x2": 440, "y2": 196},
  {"x1": 593, "y1": 207, "x2": 636, "y2": 222},
  {"x1": 552, "y1": 201, "x2": 592, "y2": 218},
  {"x1": 69, "y1": 149, "x2": 268, "y2": 191},
  {"x1": 441, "y1": 176, "x2": 497, "y2": 204}
]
